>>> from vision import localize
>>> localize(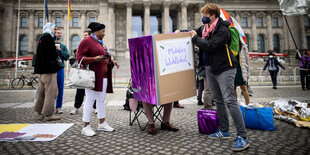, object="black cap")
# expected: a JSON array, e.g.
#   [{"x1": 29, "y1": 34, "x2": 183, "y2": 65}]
[{"x1": 88, "y1": 22, "x2": 105, "y2": 32}]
